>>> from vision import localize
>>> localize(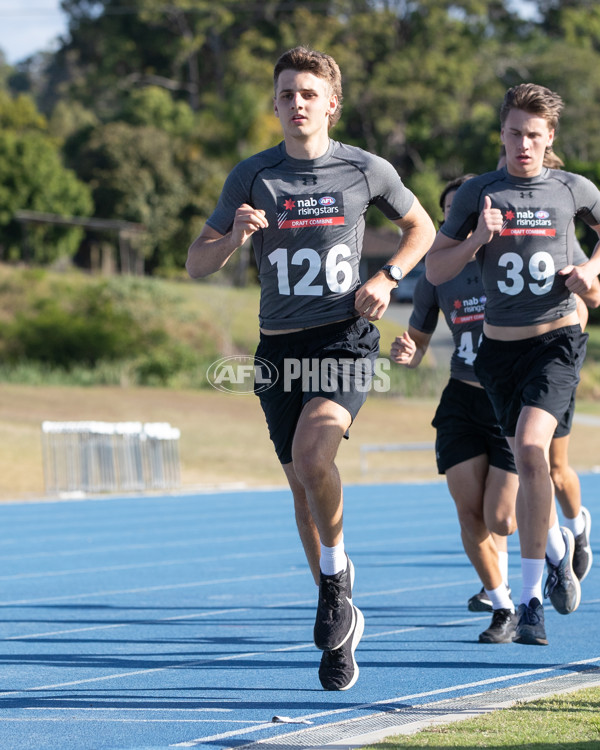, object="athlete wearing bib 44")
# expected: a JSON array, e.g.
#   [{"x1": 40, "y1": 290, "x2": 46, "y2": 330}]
[
  {"x1": 393, "y1": 176, "x2": 519, "y2": 645},
  {"x1": 186, "y1": 46, "x2": 435, "y2": 691},
  {"x1": 426, "y1": 84, "x2": 600, "y2": 648}
]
